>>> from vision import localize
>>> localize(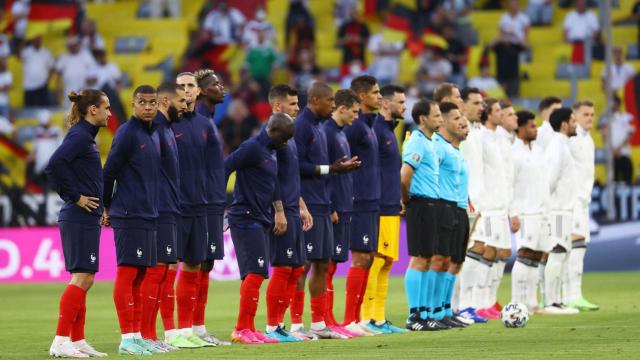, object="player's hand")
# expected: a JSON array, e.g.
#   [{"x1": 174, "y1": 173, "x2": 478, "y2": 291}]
[
  {"x1": 400, "y1": 201, "x2": 406, "y2": 216},
  {"x1": 330, "y1": 211, "x2": 339, "y2": 224},
  {"x1": 510, "y1": 216, "x2": 521, "y2": 233},
  {"x1": 301, "y1": 208, "x2": 314, "y2": 231},
  {"x1": 273, "y1": 211, "x2": 287, "y2": 236},
  {"x1": 76, "y1": 195, "x2": 99, "y2": 212},
  {"x1": 101, "y1": 208, "x2": 110, "y2": 227},
  {"x1": 329, "y1": 156, "x2": 361, "y2": 174}
]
